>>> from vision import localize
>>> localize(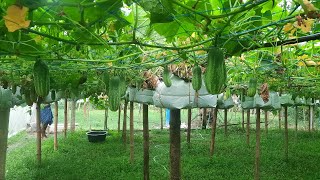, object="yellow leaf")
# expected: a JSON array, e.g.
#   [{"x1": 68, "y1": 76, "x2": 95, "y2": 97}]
[
  {"x1": 294, "y1": 18, "x2": 314, "y2": 33},
  {"x1": 283, "y1": 23, "x2": 294, "y2": 33},
  {"x1": 297, "y1": 54, "x2": 310, "y2": 60},
  {"x1": 305, "y1": 60, "x2": 317, "y2": 66},
  {"x1": 3, "y1": 5, "x2": 31, "y2": 32},
  {"x1": 297, "y1": 61, "x2": 305, "y2": 67}
]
